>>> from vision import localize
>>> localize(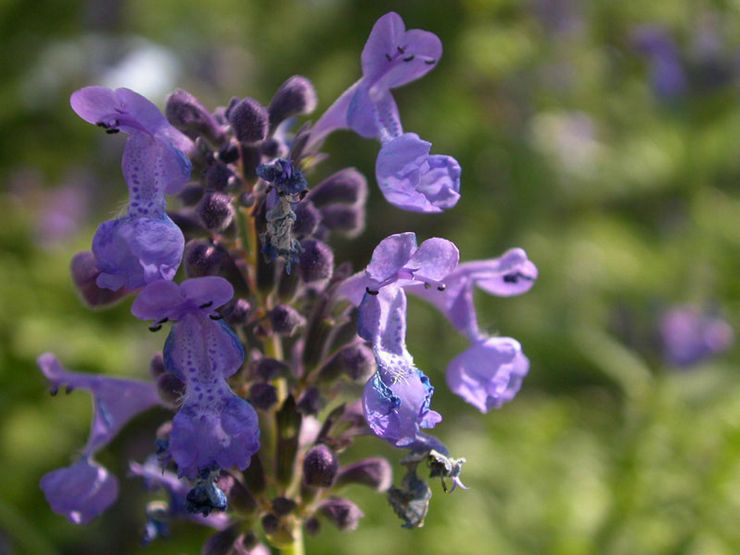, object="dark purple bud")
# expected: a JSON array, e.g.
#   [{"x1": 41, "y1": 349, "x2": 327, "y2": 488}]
[
  {"x1": 319, "y1": 343, "x2": 375, "y2": 383},
  {"x1": 297, "y1": 386, "x2": 323, "y2": 416},
  {"x1": 253, "y1": 357, "x2": 290, "y2": 381},
  {"x1": 261, "y1": 138, "x2": 287, "y2": 158},
  {"x1": 268, "y1": 76, "x2": 318, "y2": 128},
  {"x1": 70, "y1": 251, "x2": 130, "y2": 307},
  {"x1": 197, "y1": 192, "x2": 235, "y2": 232},
  {"x1": 320, "y1": 204, "x2": 365, "y2": 237},
  {"x1": 167, "y1": 209, "x2": 205, "y2": 236},
  {"x1": 249, "y1": 383, "x2": 278, "y2": 411},
  {"x1": 298, "y1": 239, "x2": 334, "y2": 283},
  {"x1": 205, "y1": 163, "x2": 236, "y2": 192},
  {"x1": 217, "y1": 141, "x2": 240, "y2": 164},
  {"x1": 271, "y1": 496, "x2": 297, "y2": 516},
  {"x1": 165, "y1": 89, "x2": 226, "y2": 145},
  {"x1": 317, "y1": 498, "x2": 364, "y2": 531},
  {"x1": 260, "y1": 513, "x2": 279, "y2": 535},
  {"x1": 228, "y1": 97, "x2": 268, "y2": 144},
  {"x1": 202, "y1": 525, "x2": 239, "y2": 555},
  {"x1": 335, "y1": 458, "x2": 392, "y2": 491},
  {"x1": 293, "y1": 201, "x2": 321, "y2": 238},
  {"x1": 223, "y1": 298, "x2": 251, "y2": 326},
  {"x1": 223, "y1": 97, "x2": 240, "y2": 121},
  {"x1": 305, "y1": 516, "x2": 321, "y2": 536},
  {"x1": 179, "y1": 183, "x2": 205, "y2": 206},
  {"x1": 269, "y1": 304, "x2": 306, "y2": 336},
  {"x1": 149, "y1": 352, "x2": 165, "y2": 378},
  {"x1": 234, "y1": 532, "x2": 258, "y2": 552},
  {"x1": 156, "y1": 372, "x2": 186, "y2": 408},
  {"x1": 307, "y1": 168, "x2": 367, "y2": 207},
  {"x1": 184, "y1": 240, "x2": 224, "y2": 277},
  {"x1": 238, "y1": 192, "x2": 255, "y2": 207},
  {"x1": 303, "y1": 444, "x2": 338, "y2": 488}
]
